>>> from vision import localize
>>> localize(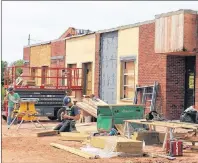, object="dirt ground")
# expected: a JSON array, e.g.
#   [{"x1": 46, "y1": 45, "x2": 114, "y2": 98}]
[{"x1": 2, "y1": 118, "x2": 198, "y2": 163}]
